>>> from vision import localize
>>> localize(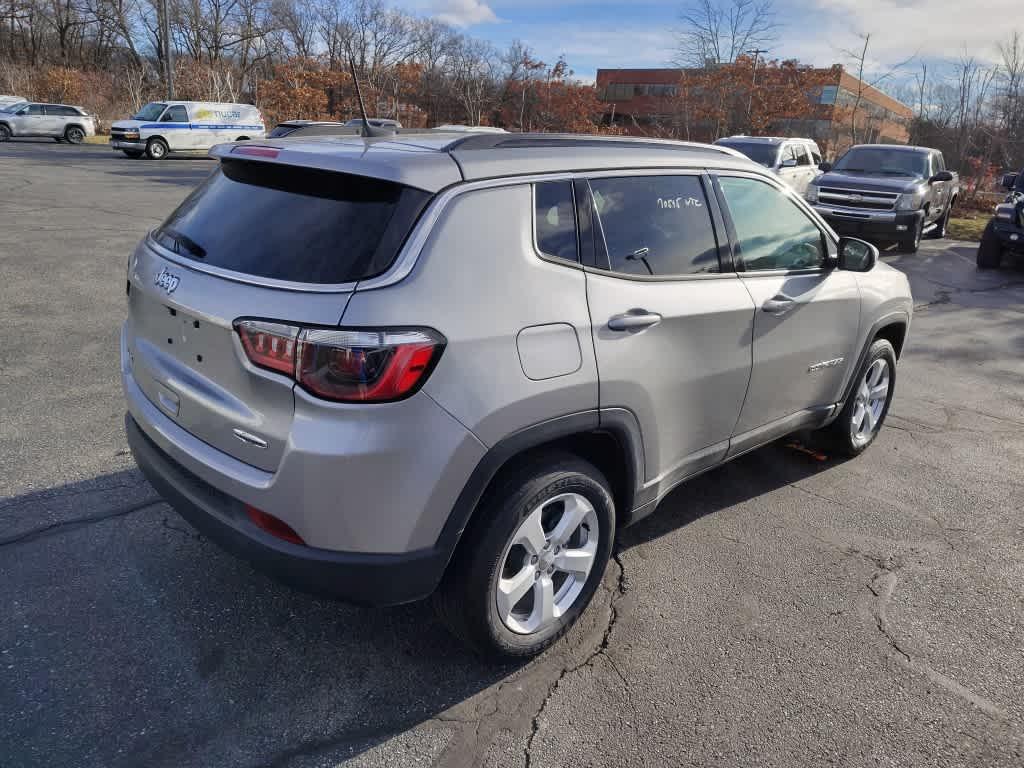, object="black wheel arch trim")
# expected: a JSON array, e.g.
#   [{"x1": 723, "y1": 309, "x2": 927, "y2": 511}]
[
  {"x1": 833, "y1": 312, "x2": 908, "y2": 415},
  {"x1": 434, "y1": 408, "x2": 645, "y2": 575}
]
